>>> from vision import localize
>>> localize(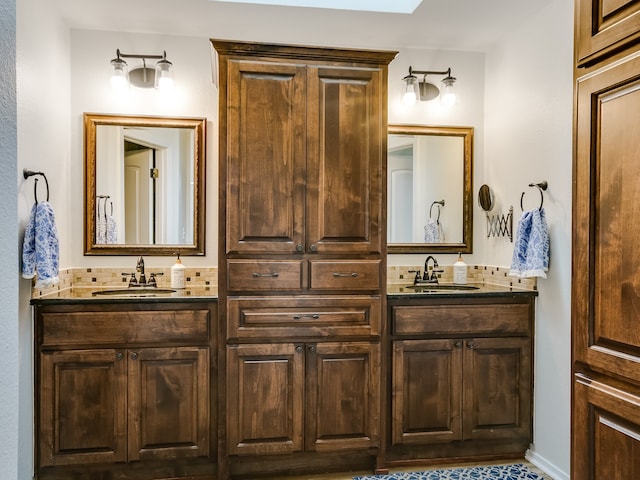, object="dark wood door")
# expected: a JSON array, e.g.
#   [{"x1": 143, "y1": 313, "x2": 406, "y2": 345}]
[
  {"x1": 225, "y1": 59, "x2": 306, "y2": 255},
  {"x1": 575, "y1": 0, "x2": 640, "y2": 66},
  {"x1": 306, "y1": 342, "x2": 380, "y2": 452},
  {"x1": 39, "y1": 349, "x2": 127, "y2": 467},
  {"x1": 391, "y1": 339, "x2": 462, "y2": 446},
  {"x1": 226, "y1": 343, "x2": 304, "y2": 455},
  {"x1": 128, "y1": 347, "x2": 210, "y2": 461},
  {"x1": 573, "y1": 46, "x2": 640, "y2": 477},
  {"x1": 462, "y1": 337, "x2": 532, "y2": 442},
  {"x1": 306, "y1": 65, "x2": 384, "y2": 255}
]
